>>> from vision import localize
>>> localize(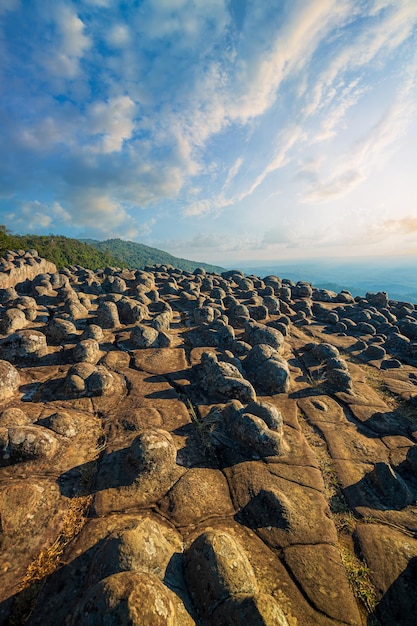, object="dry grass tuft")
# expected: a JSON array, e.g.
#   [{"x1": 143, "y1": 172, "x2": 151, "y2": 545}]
[
  {"x1": 19, "y1": 494, "x2": 92, "y2": 589},
  {"x1": 298, "y1": 408, "x2": 380, "y2": 623},
  {"x1": 7, "y1": 494, "x2": 92, "y2": 626},
  {"x1": 340, "y1": 543, "x2": 378, "y2": 617}
]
